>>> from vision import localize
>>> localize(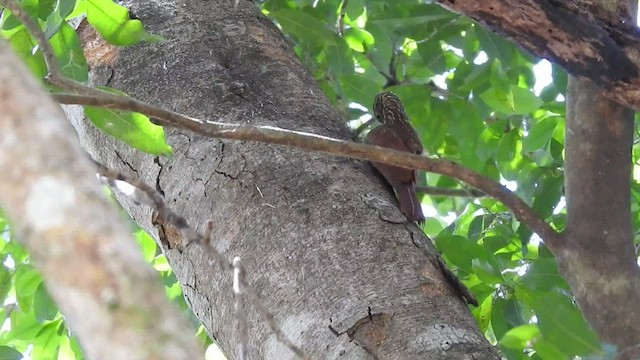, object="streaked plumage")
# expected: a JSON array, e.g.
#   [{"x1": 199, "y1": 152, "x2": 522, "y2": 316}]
[{"x1": 364, "y1": 92, "x2": 424, "y2": 223}]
